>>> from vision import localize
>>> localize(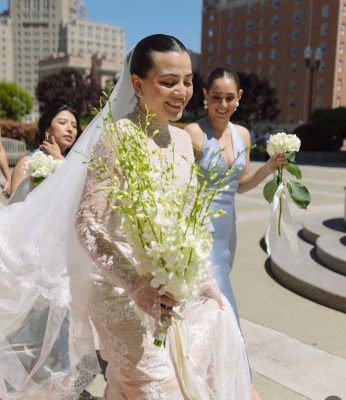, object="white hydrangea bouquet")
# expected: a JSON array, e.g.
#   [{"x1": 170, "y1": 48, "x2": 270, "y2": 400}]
[
  {"x1": 263, "y1": 132, "x2": 311, "y2": 238},
  {"x1": 91, "y1": 109, "x2": 235, "y2": 347},
  {"x1": 23, "y1": 151, "x2": 64, "y2": 187}
]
